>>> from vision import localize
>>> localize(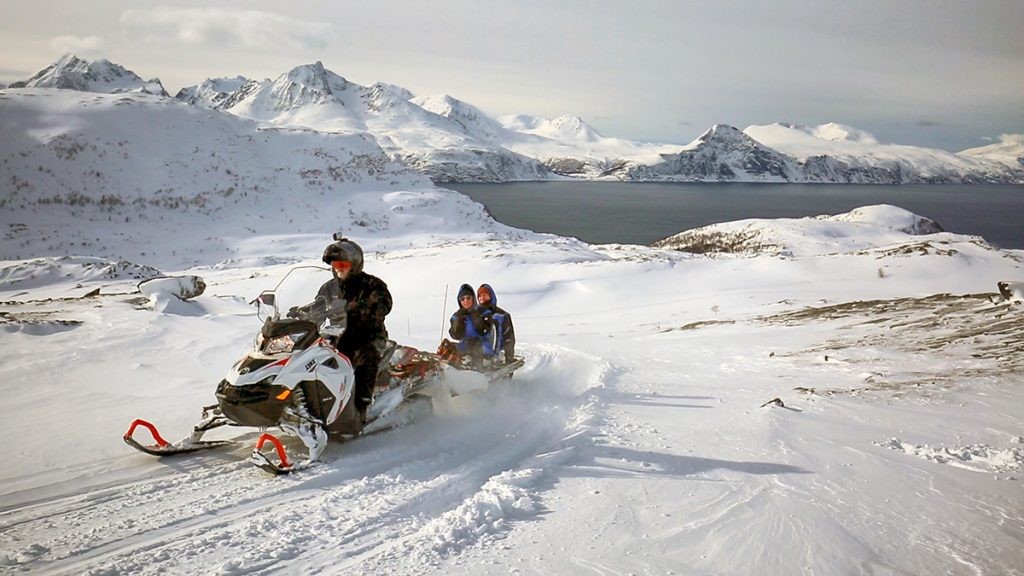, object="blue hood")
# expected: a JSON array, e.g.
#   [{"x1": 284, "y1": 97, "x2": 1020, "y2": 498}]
[{"x1": 477, "y1": 283, "x2": 497, "y2": 306}]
